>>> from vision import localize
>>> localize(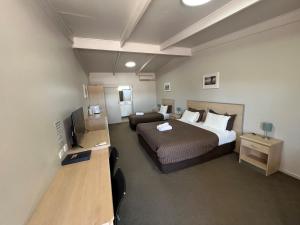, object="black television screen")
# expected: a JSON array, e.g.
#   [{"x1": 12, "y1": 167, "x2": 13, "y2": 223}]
[
  {"x1": 63, "y1": 116, "x2": 74, "y2": 149},
  {"x1": 71, "y1": 107, "x2": 85, "y2": 147}
]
